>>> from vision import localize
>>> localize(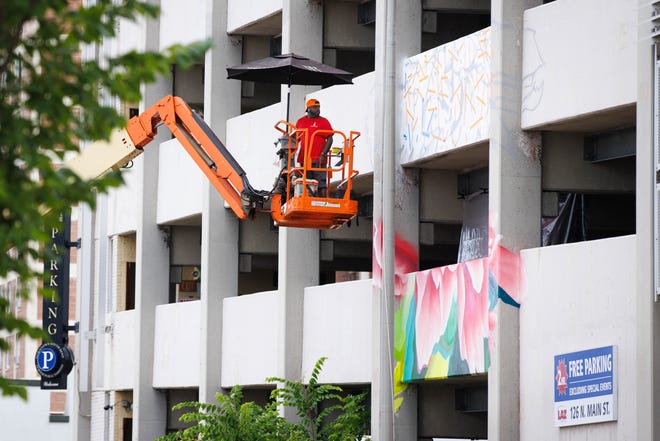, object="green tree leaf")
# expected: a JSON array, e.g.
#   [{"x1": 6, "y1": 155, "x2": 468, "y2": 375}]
[
  {"x1": 0, "y1": 0, "x2": 210, "y2": 399},
  {"x1": 160, "y1": 358, "x2": 370, "y2": 440}
]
